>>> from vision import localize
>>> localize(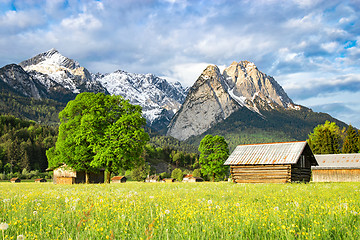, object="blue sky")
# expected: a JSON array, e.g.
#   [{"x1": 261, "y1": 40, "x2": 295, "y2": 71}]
[{"x1": 0, "y1": 0, "x2": 360, "y2": 128}]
